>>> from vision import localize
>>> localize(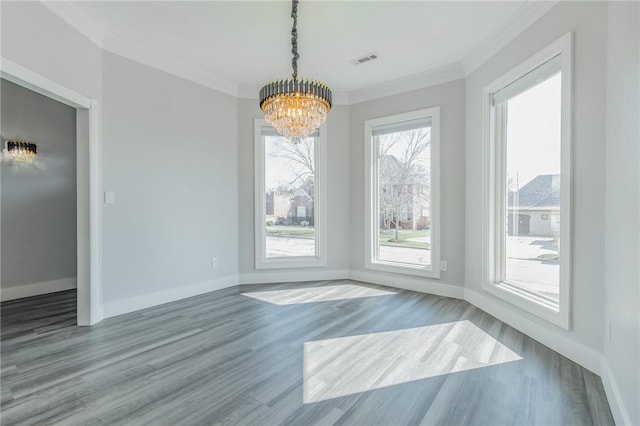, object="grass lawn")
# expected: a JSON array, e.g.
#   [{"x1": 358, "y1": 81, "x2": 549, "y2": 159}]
[
  {"x1": 266, "y1": 225, "x2": 315, "y2": 239},
  {"x1": 379, "y1": 229, "x2": 430, "y2": 249},
  {"x1": 265, "y1": 225, "x2": 429, "y2": 248}
]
